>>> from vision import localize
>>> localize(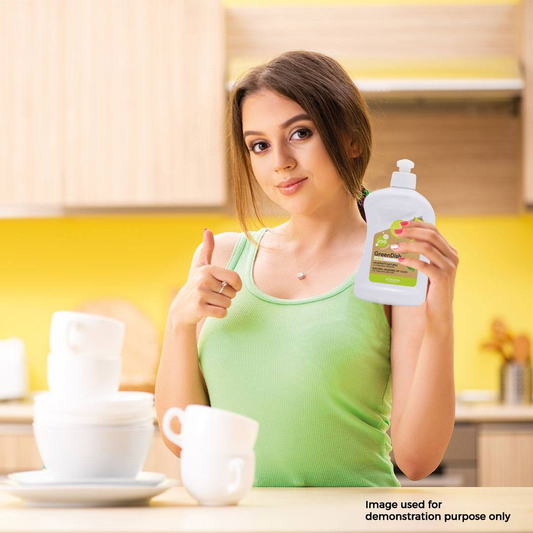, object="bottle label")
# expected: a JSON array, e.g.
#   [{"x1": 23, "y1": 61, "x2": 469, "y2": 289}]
[{"x1": 369, "y1": 217, "x2": 423, "y2": 287}]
